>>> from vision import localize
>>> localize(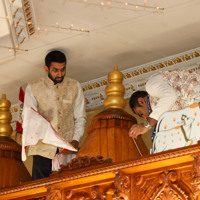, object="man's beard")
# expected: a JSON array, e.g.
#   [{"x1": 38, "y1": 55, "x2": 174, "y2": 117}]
[{"x1": 48, "y1": 73, "x2": 64, "y2": 85}]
